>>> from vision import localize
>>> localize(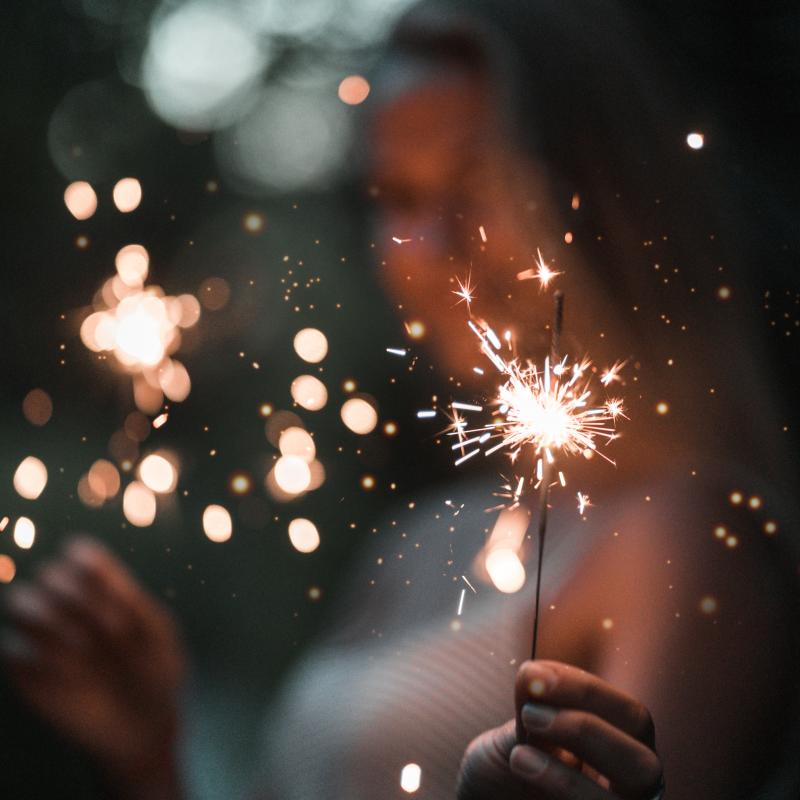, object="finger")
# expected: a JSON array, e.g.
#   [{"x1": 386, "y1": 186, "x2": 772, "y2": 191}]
[
  {"x1": 64, "y1": 538, "x2": 170, "y2": 635},
  {"x1": 3, "y1": 583, "x2": 89, "y2": 652},
  {"x1": 516, "y1": 661, "x2": 656, "y2": 747},
  {"x1": 509, "y1": 744, "x2": 621, "y2": 800},
  {"x1": 521, "y1": 702, "x2": 663, "y2": 799},
  {"x1": 36, "y1": 560, "x2": 131, "y2": 647}
]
